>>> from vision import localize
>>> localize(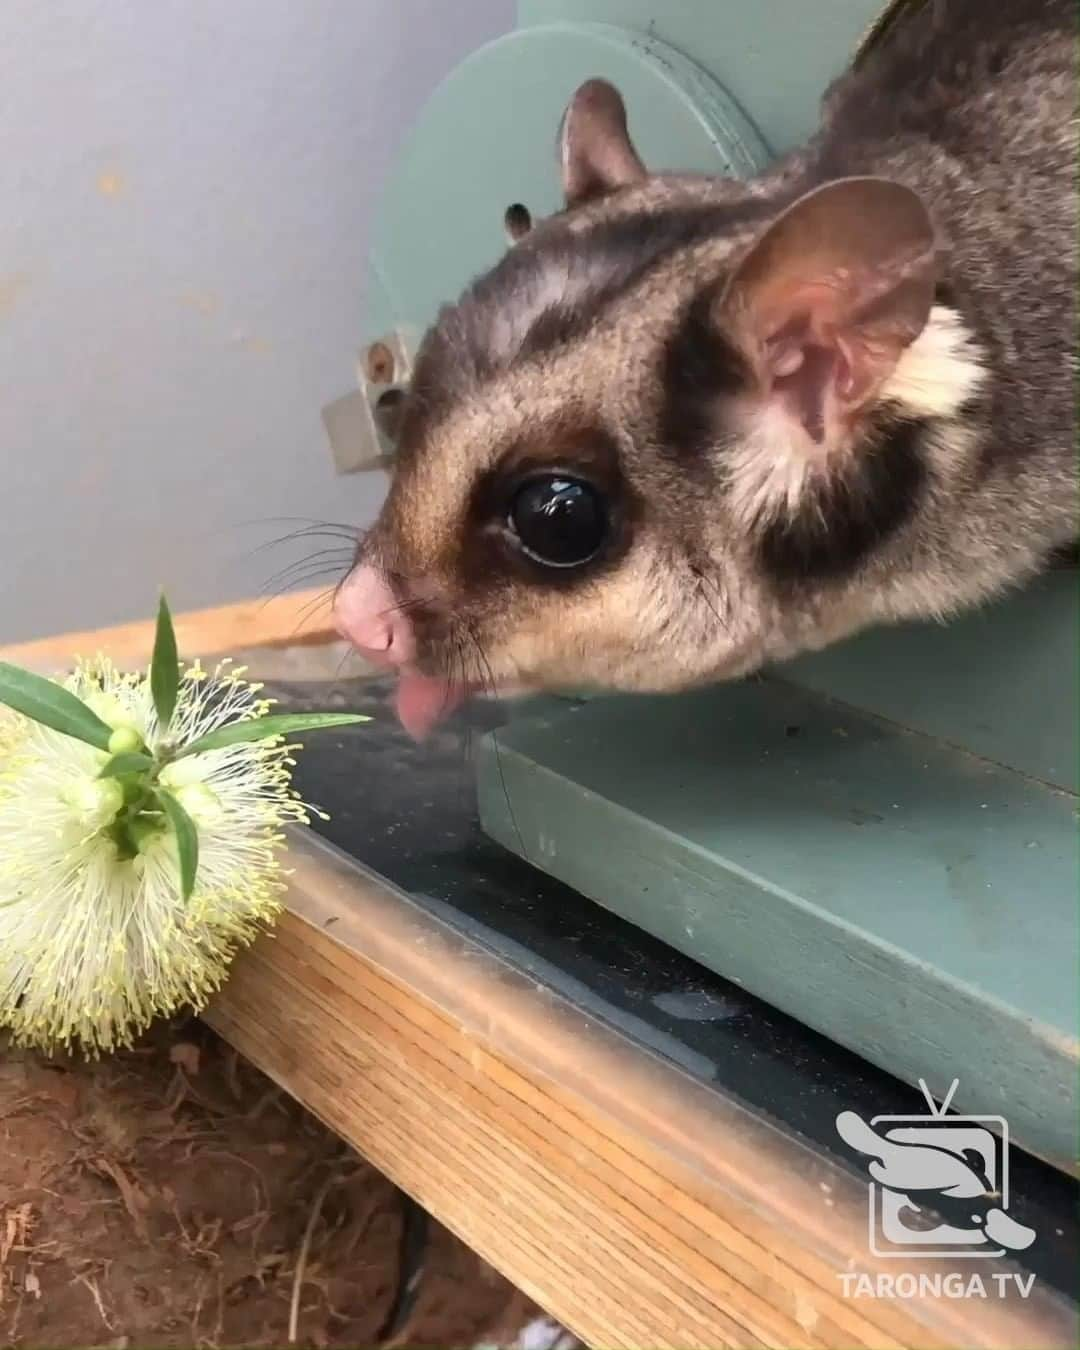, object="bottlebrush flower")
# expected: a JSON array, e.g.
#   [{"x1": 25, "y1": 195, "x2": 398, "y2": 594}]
[{"x1": 0, "y1": 597, "x2": 366, "y2": 1056}]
